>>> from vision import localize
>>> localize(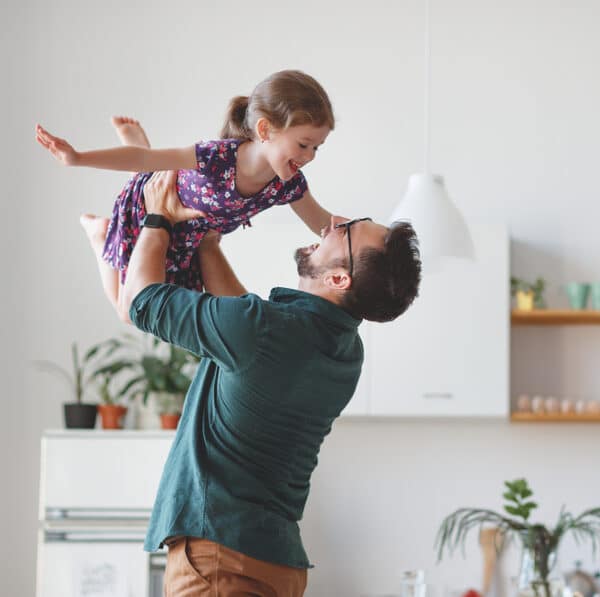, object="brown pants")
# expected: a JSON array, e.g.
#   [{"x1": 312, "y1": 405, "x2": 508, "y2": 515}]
[{"x1": 163, "y1": 536, "x2": 308, "y2": 597}]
